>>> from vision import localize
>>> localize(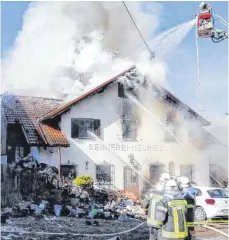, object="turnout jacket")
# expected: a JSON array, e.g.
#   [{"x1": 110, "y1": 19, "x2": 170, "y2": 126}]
[
  {"x1": 180, "y1": 191, "x2": 195, "y2": 231},
  {"x1": 158, "y1": 193, "x2": 189, "y2": 239},
  {"x1": 143, "y1": 188, "x2": 164, "y2": 228}
]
